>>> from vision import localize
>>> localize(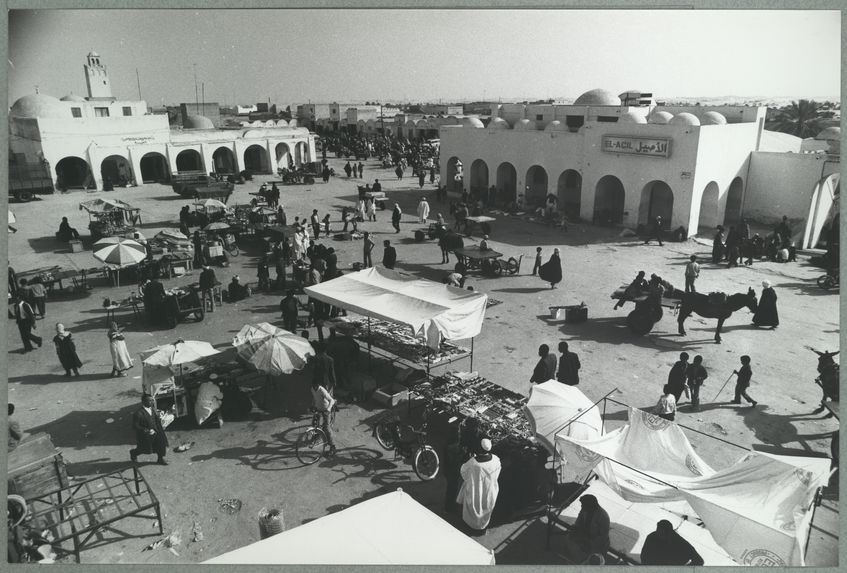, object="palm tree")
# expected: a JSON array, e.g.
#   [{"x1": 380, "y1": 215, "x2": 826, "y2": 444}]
[{"x1": 766, "y1": 99, "x2": 824, "y2": 138}]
